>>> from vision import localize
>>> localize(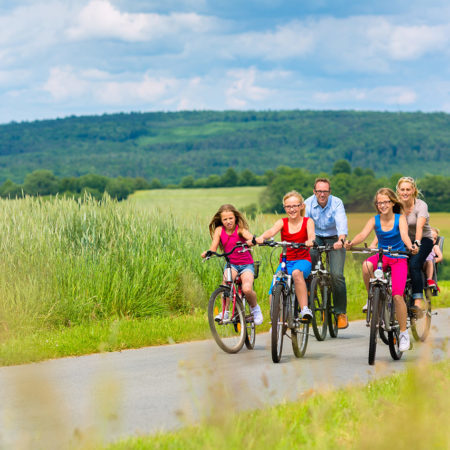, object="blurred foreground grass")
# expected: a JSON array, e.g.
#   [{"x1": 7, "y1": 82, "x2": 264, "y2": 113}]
[{"x1": 109, "y1": 359, "x2": 450, "y2": 449}]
